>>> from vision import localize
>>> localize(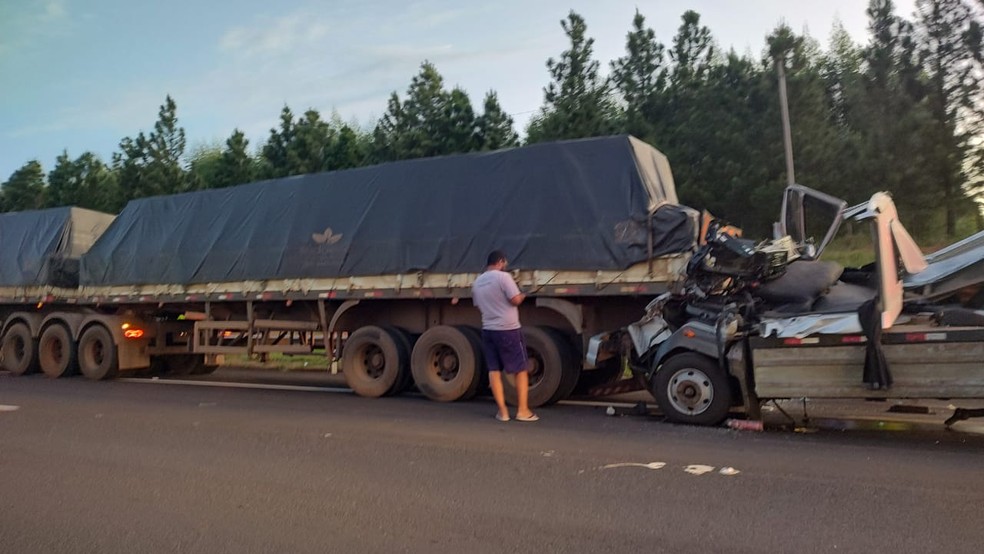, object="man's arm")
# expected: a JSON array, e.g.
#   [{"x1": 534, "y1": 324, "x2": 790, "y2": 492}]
[
  {"x1": 500, "y1": 272, "x2": 525, "y2": 306},
  {"x1": 509, "y1": 292, "x2": 526, "y2": 306}
]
